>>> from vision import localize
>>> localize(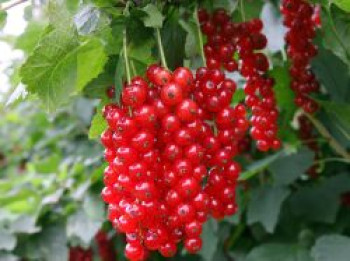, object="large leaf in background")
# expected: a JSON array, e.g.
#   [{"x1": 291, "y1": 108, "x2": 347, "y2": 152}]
[
  {"x1": 199, "y1": 219, "x2": 219, "y2": 261},
  {"x1": 20, "y1": 31, "x2": 107, "y2": 111},
  {"x1": 89, "y1": 102, "x2": 107, "y2": 139},
  {"x1": 0, "y1": 230, "x2": 16, "y2": 251},
  {"x1": 247, "y1": 185, "x2": 290, "y2": 233},
  {"x1": 74, "y1": 5, "x2": 101, "y2": 35},
  {"x1": 38, "y1": 224, "x2": 68, "y2": 261},
  {"x1": 312, "y1": 47, "x2": 350, "y2": 103},
  {"x1": 332, "y1": 0, "x2": 350, "y2": 12},
  {"x1": 67, "y1": 208, "x2": 102, "y2": 245},
  {"x1": 319, "y1": 100, "x2": 350, "y2": 133},
  {"x1": 312, "y1": 235, "x2": 350, "y2": 261},
  {"x1": 246, "y1": 243, "x2": 313, "y2": 261},
  {"x1": 269, "y1": 147, "x2": 314, "y2": 186},
  {"x1": 0, "y1": 10, "x2": 7, "y2": 30},
  {"x1": 161, "y1": 10, "x2": 187, "y2": 70},
  {"x1": 15, "y1": 21, "x2": 47, "y2": 54},
  {"x1": 239, "y1": 150, "x2": 285, "y2": 181},
  {"x1": 141, "y1": 4, "x2": 164, "y2": 28},
  {"x1": 322, "y1": 5, "x2": 350, "y2": 69},
  {"x1": 232, "y1": 0, "x2": 264, "y2": 22},
  {"x1": 289, "y1": 173, "x2": 350, "y2": 223}
]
